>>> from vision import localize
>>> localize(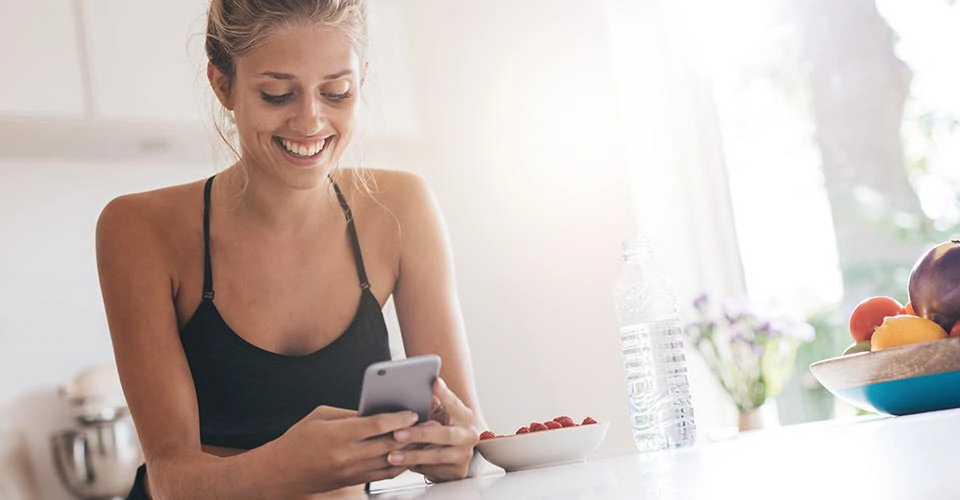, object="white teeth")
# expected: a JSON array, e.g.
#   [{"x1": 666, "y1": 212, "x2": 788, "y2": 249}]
[{"x1": 279, "y1": 137, "x2": 328, "y2": 158}]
